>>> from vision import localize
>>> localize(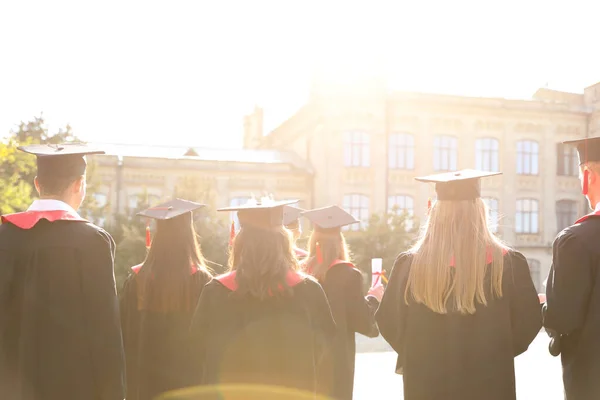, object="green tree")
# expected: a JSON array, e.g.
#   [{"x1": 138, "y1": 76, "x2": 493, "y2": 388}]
[
  {"x1": 0, "y1": 139, "x2": 36, "y2": 214},
  {"x1": 345, "y1": 210, "x2": 418, "y2": 286}
]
